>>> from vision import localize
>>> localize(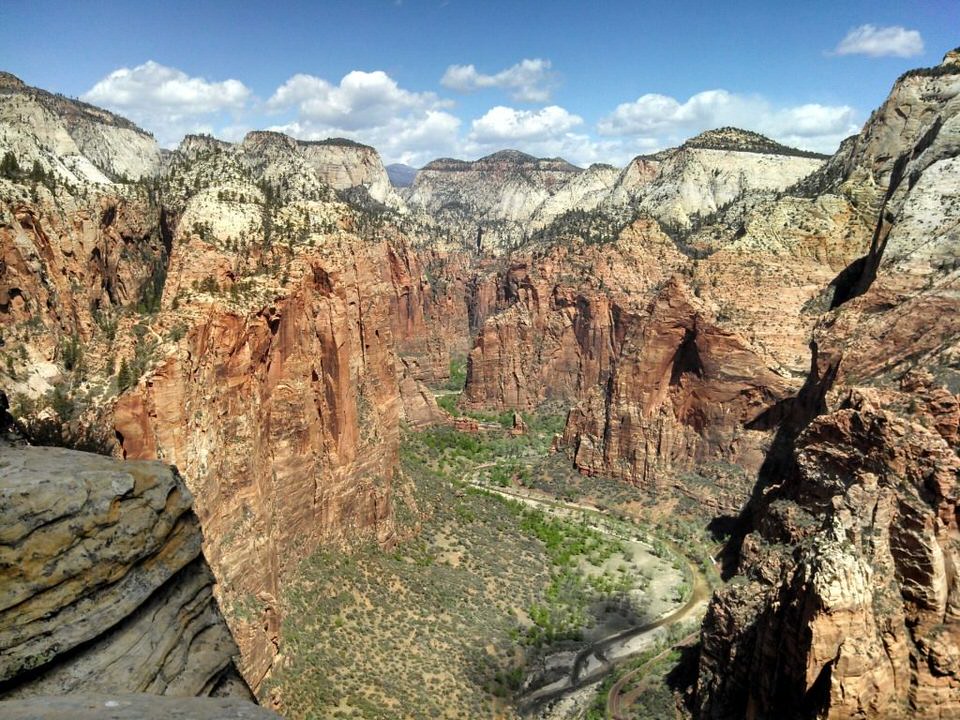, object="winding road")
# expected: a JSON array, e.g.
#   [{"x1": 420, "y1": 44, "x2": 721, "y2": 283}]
[{"x1": 461, "y1": 466, "x2": 712, "y2": 717}]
